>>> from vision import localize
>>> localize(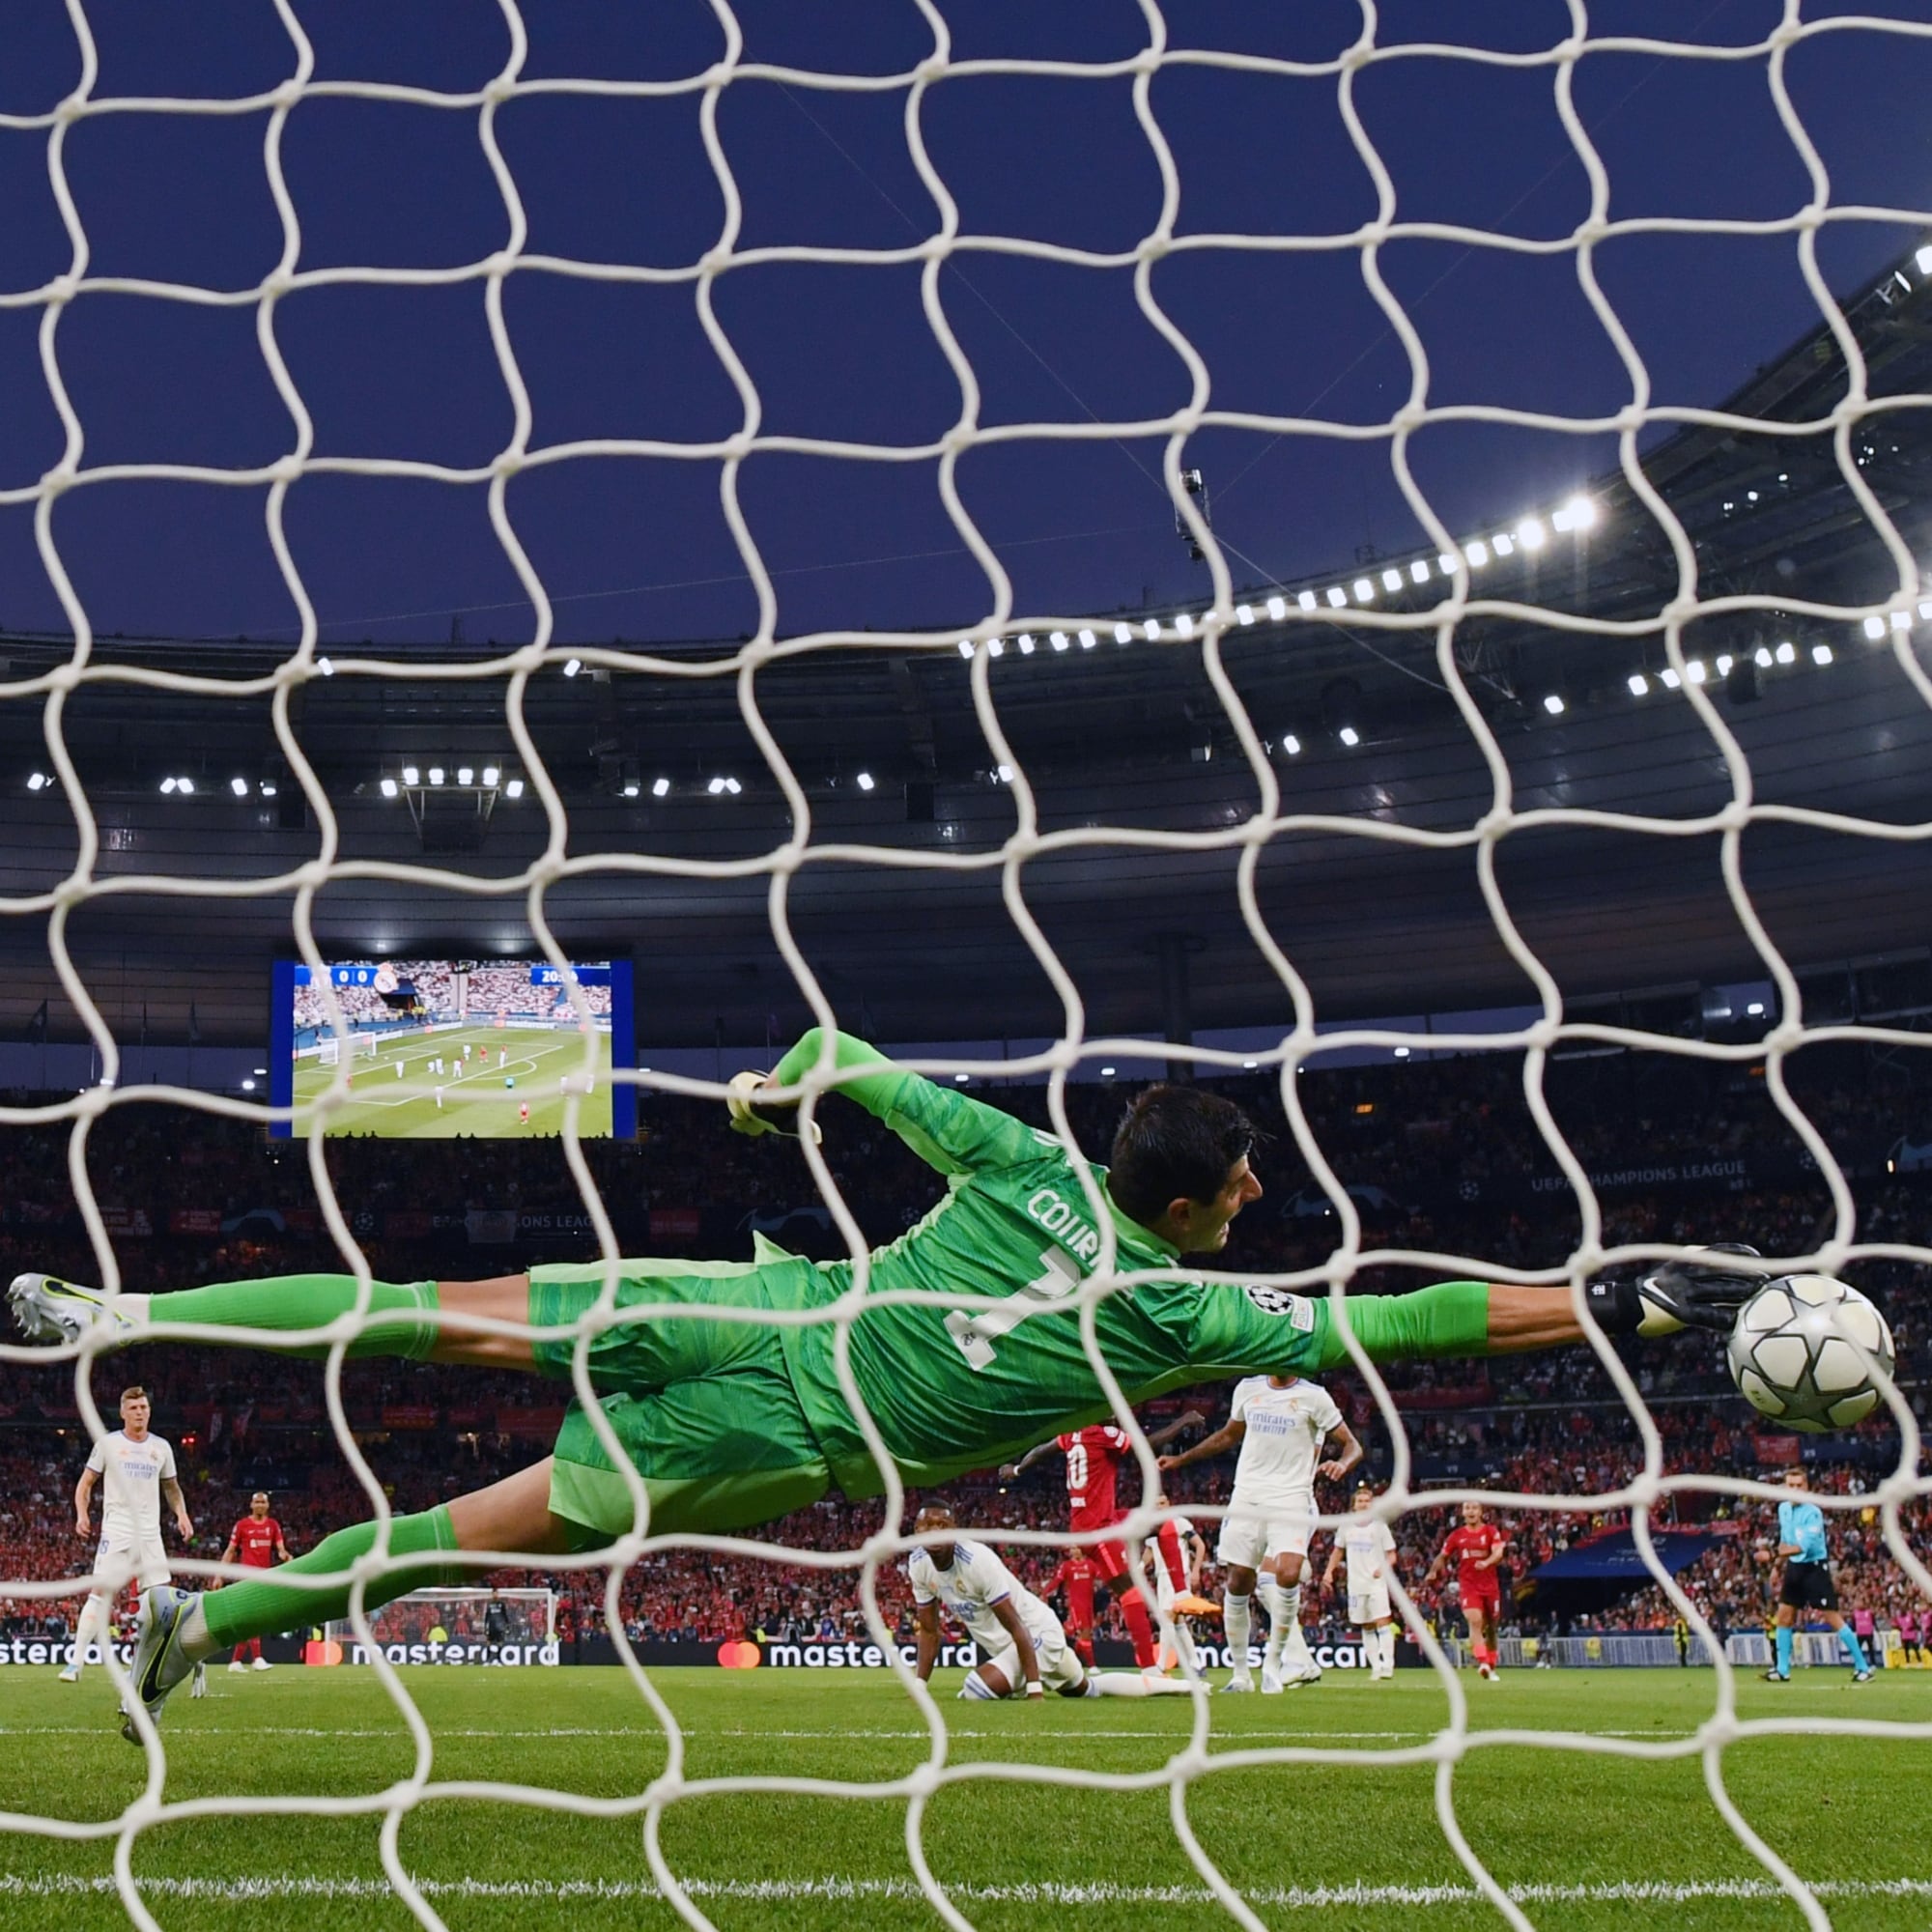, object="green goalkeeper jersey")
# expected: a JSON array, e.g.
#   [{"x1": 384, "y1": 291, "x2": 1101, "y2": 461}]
[{"x1": 756, "y1": 1032, "x2": 1373, "y2": 1500}]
